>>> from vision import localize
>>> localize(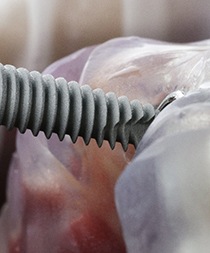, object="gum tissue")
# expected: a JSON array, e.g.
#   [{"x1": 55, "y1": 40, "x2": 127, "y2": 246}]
[
  {"x1": 115, "y1": 86, "x2": 210, "y2": 253},
  {"x1": 1, "y1": 37, "x2": 210, "y2": 252}
]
